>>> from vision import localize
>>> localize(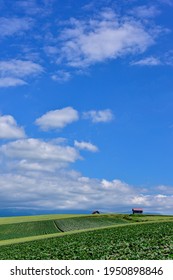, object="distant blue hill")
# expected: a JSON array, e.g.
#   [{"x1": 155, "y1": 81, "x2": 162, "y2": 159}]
[
  {"x1": 0, "y1": 208, "x2": 91, "y2": 217},
  {"x1": 0, "y1": 208, "x2": 169, "y2": 217}
]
